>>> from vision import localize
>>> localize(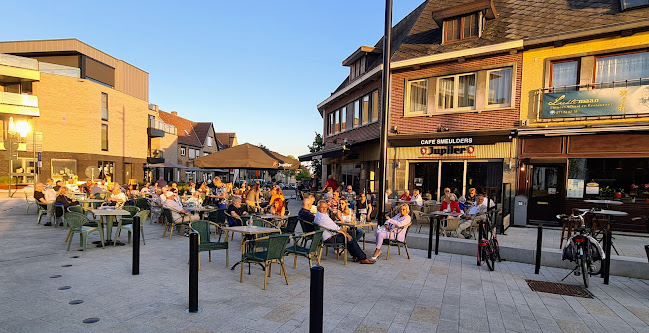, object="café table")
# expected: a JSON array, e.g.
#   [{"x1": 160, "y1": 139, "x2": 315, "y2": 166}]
[
  {"x1": 335, "y1": 220, "x2": 378, "y2": 250},
  {"x1": 223, "y1": 226, "x2": 281, "y2": 272},
  {"x1": 425, "y1": 211, "x2": 463, "y2": 258},
  {"x1": 254, "y1": 214, "x2": 289, "y2": 228},
  {"x1": 78, "y1": 198, "x2": 105, "y2": 211},
  {"x1": 185, "y1": 206, "x2": 217, "y2": 219},
  {"x1": 583, "y1": 199, "x2": 623, "y2": 210},
  {"x1": 91, "y1": 208, "x2": 132, "y2": 246}
]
